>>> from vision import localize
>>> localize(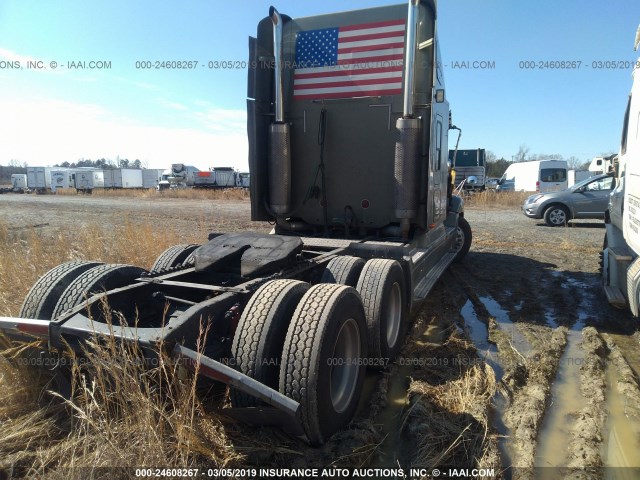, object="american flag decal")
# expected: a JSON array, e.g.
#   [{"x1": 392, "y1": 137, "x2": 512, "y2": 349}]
[{"x1": 293, "y1": 19, "x2": 406, "y2": 100}]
